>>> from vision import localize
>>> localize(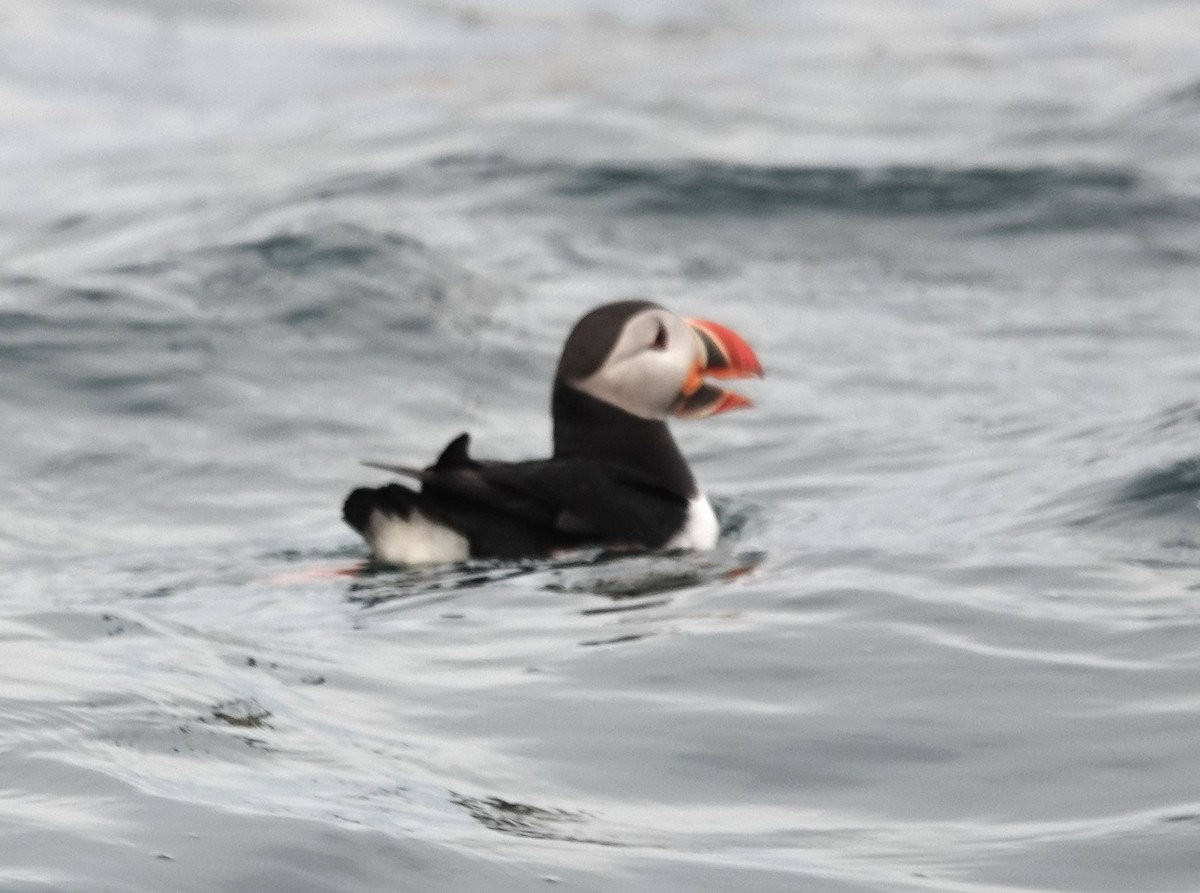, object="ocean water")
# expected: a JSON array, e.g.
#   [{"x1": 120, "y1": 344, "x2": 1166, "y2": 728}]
[{"x1": 3, "y1": 2, "x2": 1200, "y2": 890}]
